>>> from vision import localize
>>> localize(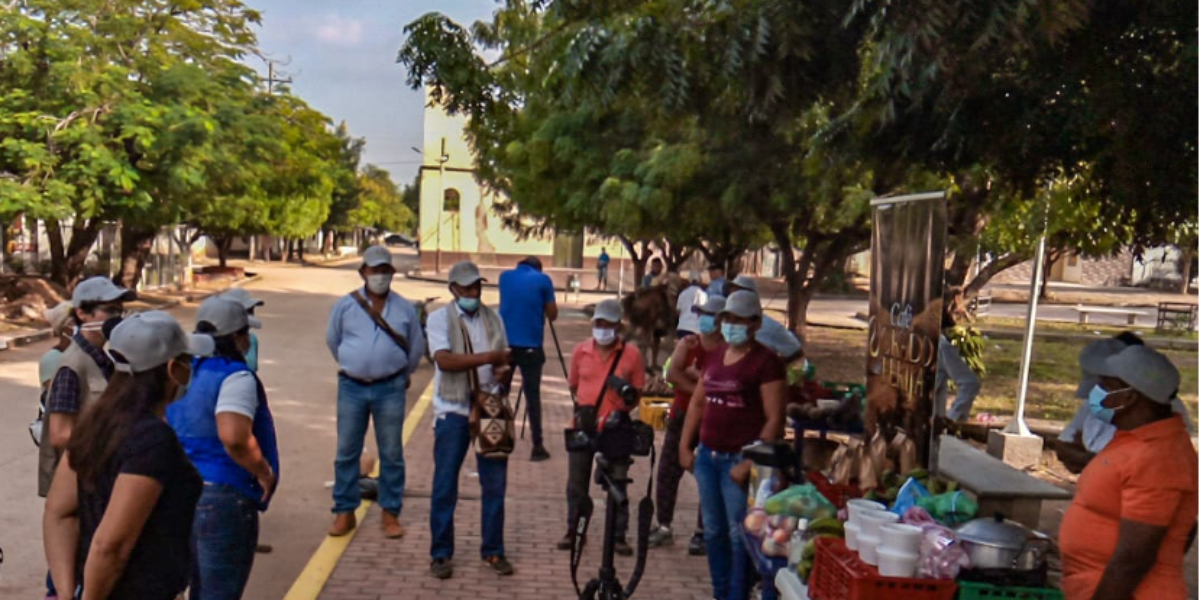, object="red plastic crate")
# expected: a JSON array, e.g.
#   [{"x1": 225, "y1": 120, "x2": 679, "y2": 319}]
[{"x1": 809, "y1": 537, "x2": 957, "y2": 600}]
